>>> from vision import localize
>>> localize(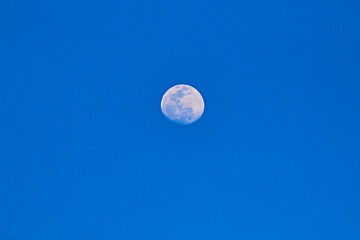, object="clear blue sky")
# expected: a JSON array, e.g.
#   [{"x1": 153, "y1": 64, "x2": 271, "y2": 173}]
[{"x1": 1, "y1": 0, "x2": 360, "y2": 239}]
